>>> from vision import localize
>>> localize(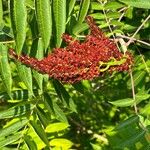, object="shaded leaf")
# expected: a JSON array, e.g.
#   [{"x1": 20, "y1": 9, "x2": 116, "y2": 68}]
[
  {"x1": 114, "y1": 130, "x2": 146, "y2": 149},
  {"x1": 29, "y1": 13, "x2": 39, "y2": 39},
  {"x1": 0, "y1": 44, "x2": 12, "y2": 98},
  {"x1": 115, "y1": 115, "x2": 139, "y2": 130},
  {"x1": 16, "y1": 62, "x2": 33, "y2": 95},
  {"x1": 72, "y1": 23, "x2": 88, "y2": 35},
  {"x1": 36, "y1": 106, "x2": 49, "y2": 128},
  {"x1": 0, "y1": 89, "x2": 38, "y2": 101},
  {"x1": 26, "y1": 0, "x2": 35, "y2": 9},
  {"x1": 0, "y1": 103, "x2": 34, "y2": 119},
  {"x1": 127, "y1": 71, "x2": 146, "y2": 88},
  {"x1": 53, "y1": 101, "x2": 68, "y2": 123},
  {"x1": 0, "y1": 118, "x2": 28, "y2": 137},
  {"x1": 108, "y1": 115, "x2": 148, "y2": 149},
  {"x1": 30, "y1": 120, "x2": 49, "y2": 146},
  {"x1": 44, "y1": 93, "x2": 54, "y2": 115},
  {"x1": 52, "y1": 80, "x2": 70, "y2": 107},
  {"x1": 52, "y1": 80, "x2": 77, "y2": 112},
  {"x1": 0, "y1": 133, "x2": 22, "y2": 148},
  {"x1": 24, "y1": 135, "x2": 38, "y2": 150},
  {"x1": 109, "y1": 98, "x2": 135, "y2": 107},
  {"x1": 27, "y1": 127, "x2": 46, "y2": 149},
  {"x1": 72, "y1": 82, "x2": 85, "y2": 94},
  {"x1": 31, "y1": 38, "x2": 44, "y2": 90}
]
